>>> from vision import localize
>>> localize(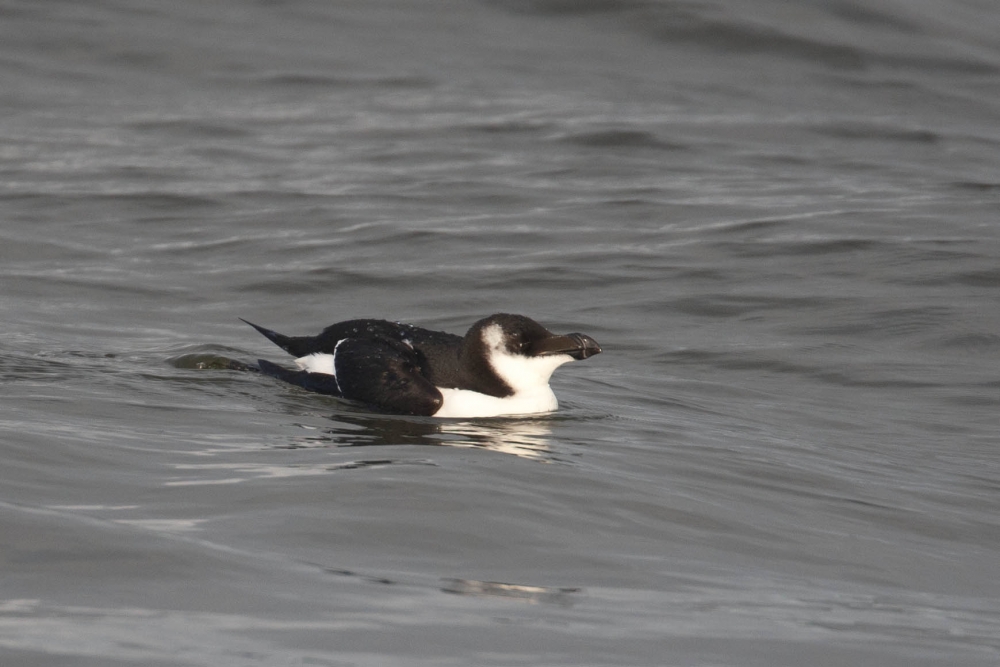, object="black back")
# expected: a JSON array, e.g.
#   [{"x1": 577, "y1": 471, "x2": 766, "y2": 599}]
[{"x1": 243, "y1": 314, "x2": 566, "y2": 413}]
